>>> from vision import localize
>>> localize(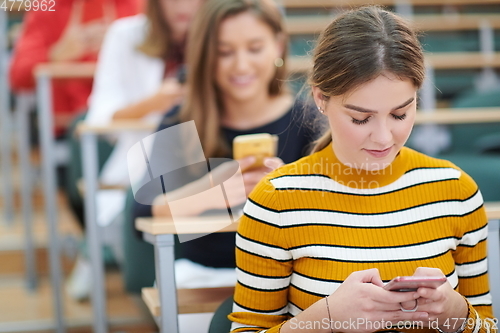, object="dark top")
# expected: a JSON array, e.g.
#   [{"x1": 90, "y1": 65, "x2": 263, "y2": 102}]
[{"x1": 132, "y1": 100, "x2": 317, "y2": 267}]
